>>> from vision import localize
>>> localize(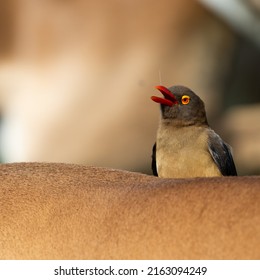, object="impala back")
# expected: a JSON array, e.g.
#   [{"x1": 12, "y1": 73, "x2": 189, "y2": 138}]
[{"x1": 0, "y1": 163, "x2": 259, "y2": 259}]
